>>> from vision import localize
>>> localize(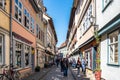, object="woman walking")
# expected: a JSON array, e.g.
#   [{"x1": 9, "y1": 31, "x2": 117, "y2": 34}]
[
  {"x1": 76, "y1": 57, "x2": 81, "y2": 77},
  {"x1": 63, "y1": 58, "x2": 69, "y2": 77},
  {"x1": 81, "y1": 57, "x2": 86, "y2": 75}
]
